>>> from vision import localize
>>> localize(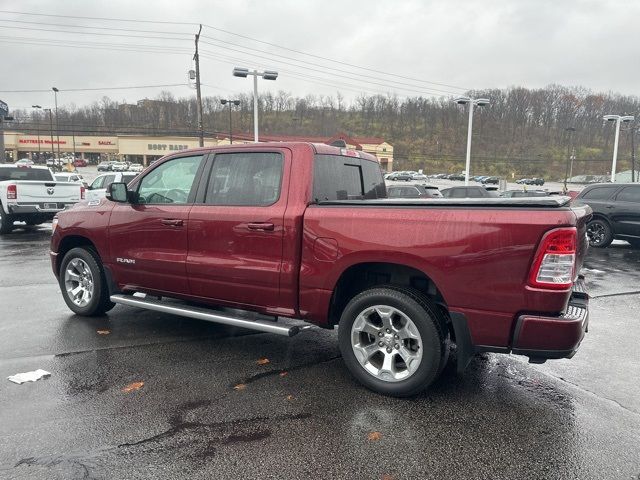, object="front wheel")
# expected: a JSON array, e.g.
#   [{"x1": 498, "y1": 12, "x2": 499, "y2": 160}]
[
  {"x1": 338, "y1": 286, "x2": 447, "y2": 397},
  {"x1": 586, "y1": 219, "x2": 613, "y2": 248},
  {"x1": 59, "y1": 247, "x2": 115, "y2": 316}
]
